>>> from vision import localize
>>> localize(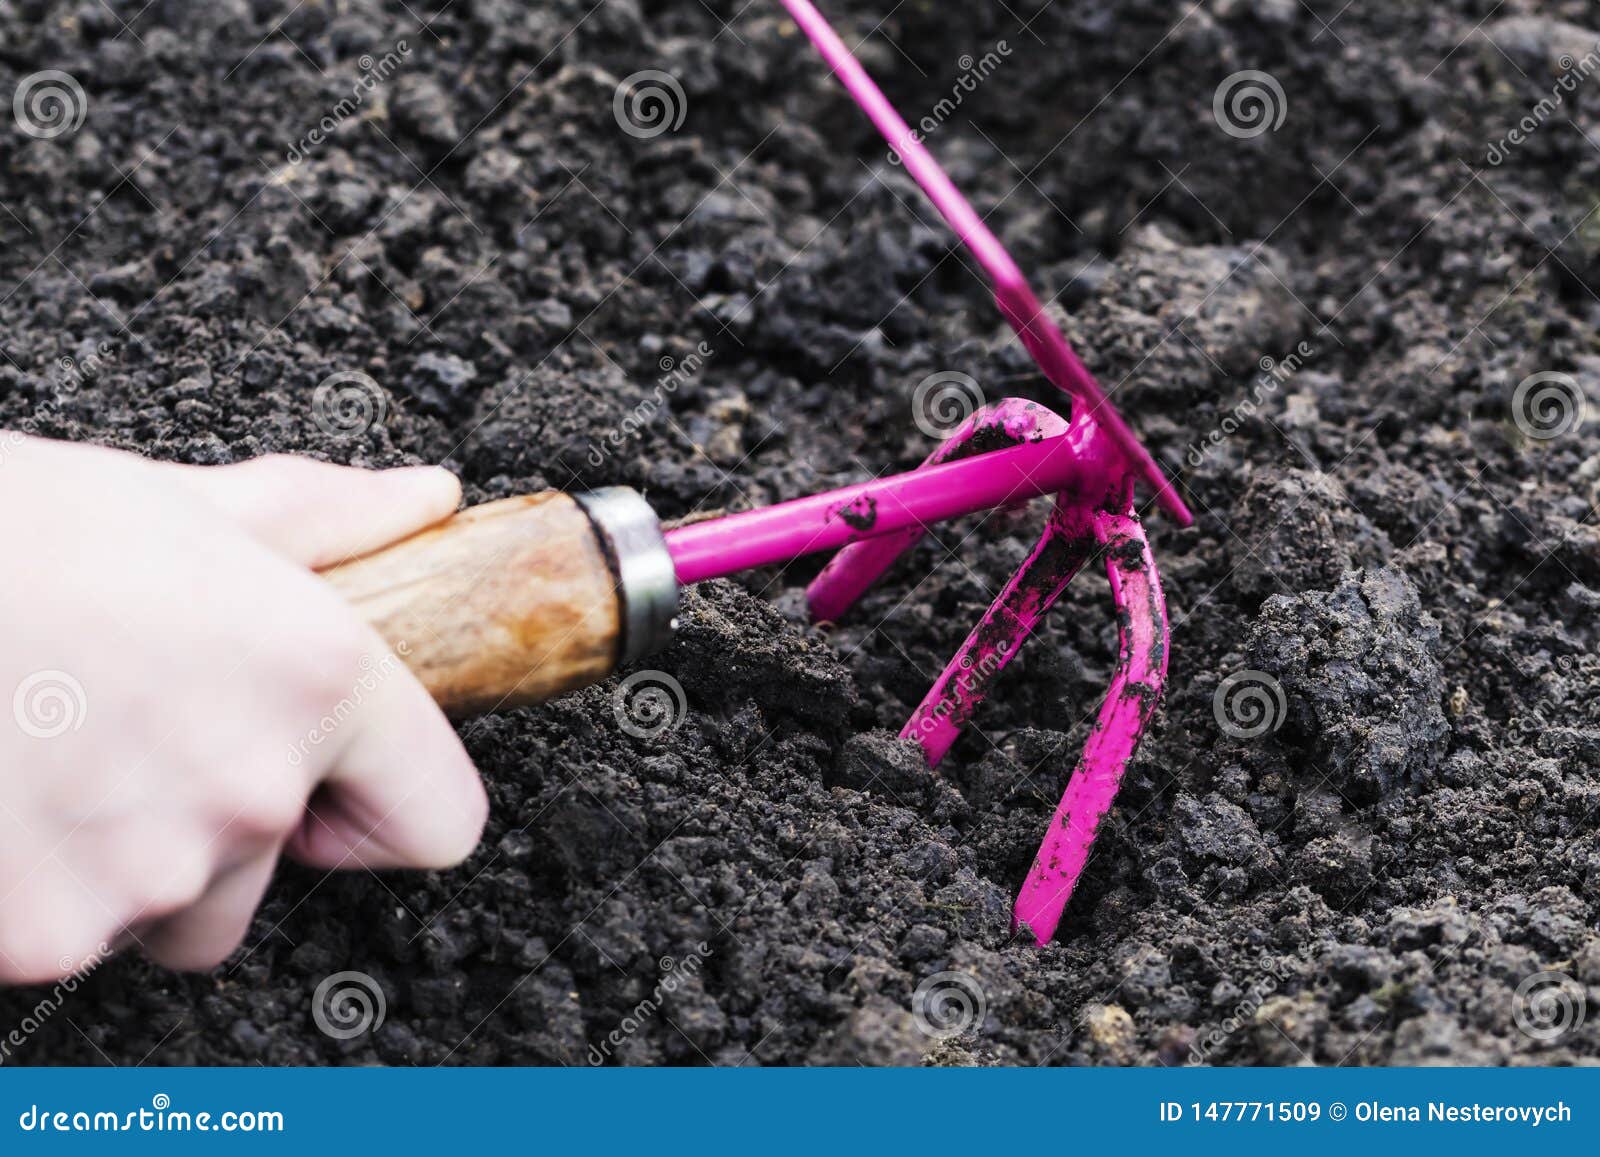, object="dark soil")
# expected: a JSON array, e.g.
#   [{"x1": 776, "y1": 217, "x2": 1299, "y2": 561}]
[{"x1": 3, "y1": 0, "x2": 1599, "y2": 1065}]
